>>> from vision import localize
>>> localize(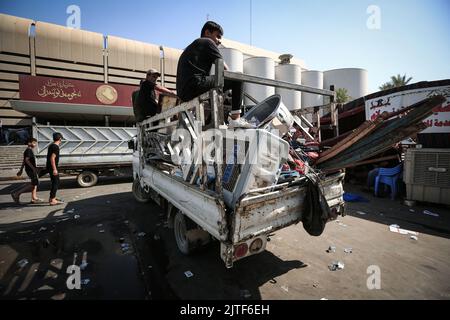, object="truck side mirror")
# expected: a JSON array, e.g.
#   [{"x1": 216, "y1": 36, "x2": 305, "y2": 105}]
[{"x1": 128, "y1": 139, "x2": 135, "y2": 150}]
